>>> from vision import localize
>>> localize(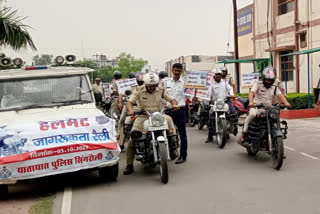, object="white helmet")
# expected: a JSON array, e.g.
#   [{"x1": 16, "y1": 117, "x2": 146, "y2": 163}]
[
  {"x1": 214, "y1": 68, "x2": 222, "y2": 75},
  {"x1": 143, "y1": 72, "x2": 160, "y2": 86}
]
